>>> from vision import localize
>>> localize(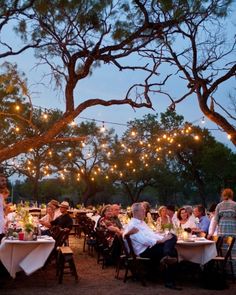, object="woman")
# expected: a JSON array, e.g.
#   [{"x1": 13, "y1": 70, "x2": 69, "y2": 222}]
[
  {"x1": 97, "y1": 204, "x2": 123, "y2": 264},
  {"x1": 176, "y1": 207, "x2": 196, "y2": 230},
  {"x1": 142, "y1": 201, "x2": 155, "y2": 226},
  {"x1": 39, "y1": 203, "x2": 55, "y2": 234},
  {"x1": 208, "y1": 188, "x2": 236, "y2": 240},
  {"x1": 156, "y1": 205, "x2": 172, "y2": 232}
]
